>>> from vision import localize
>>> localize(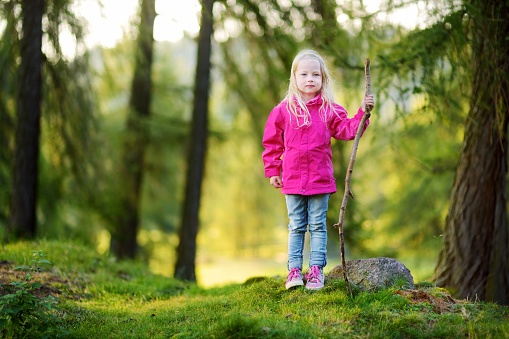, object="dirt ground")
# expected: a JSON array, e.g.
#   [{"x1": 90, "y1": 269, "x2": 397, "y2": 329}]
[{"x1": 0, "y1": 260, "x2": 88, "y2": 299}]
